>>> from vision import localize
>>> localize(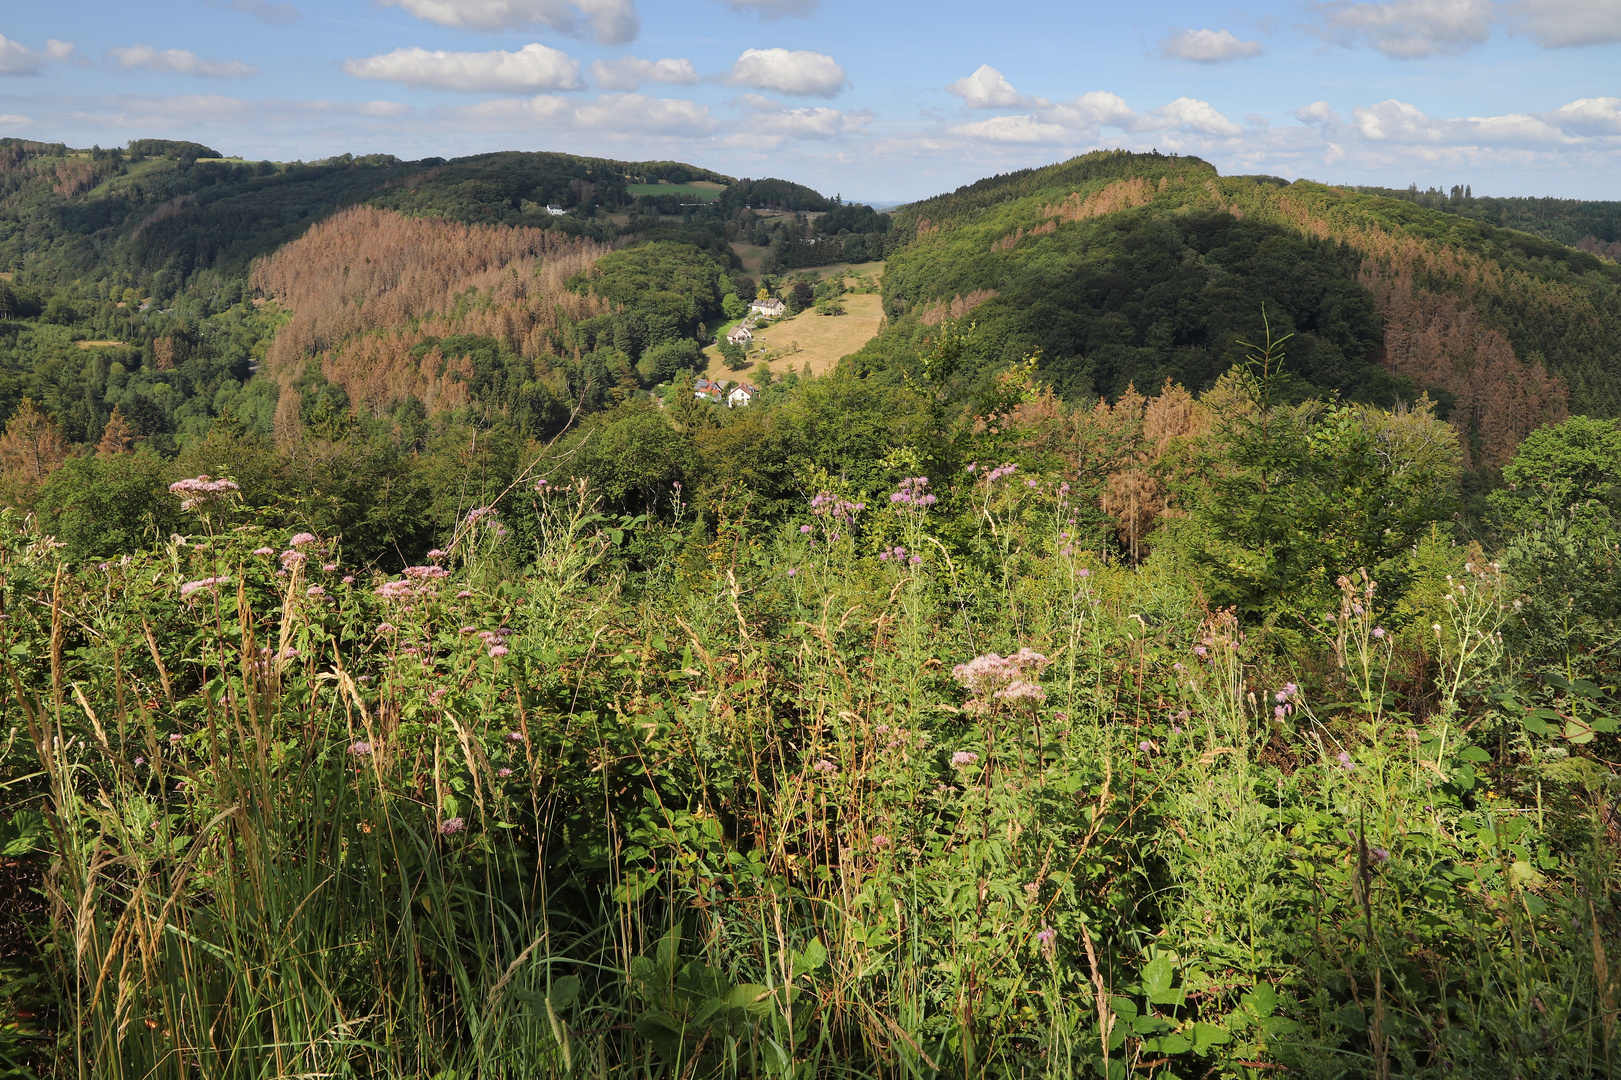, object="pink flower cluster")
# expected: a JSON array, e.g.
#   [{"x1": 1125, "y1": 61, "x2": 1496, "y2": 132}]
[
  {"x1": 950, "y1": 750, "x2": 980, "y2": 767},
  {"x1": 179, "y1": 575, "x2": 228, "y2": 598},
  {"x1": 952, "y1": 648, "x2": 1049, "y2": 695},
  {"x1": 1273, "y1": 682, "x2": 1300, "y2": 720},
  {"x1": 290, "y1": 532, "x2": 318, "y2": 547},
  {"x1": 983, "y1": 463, "x2": 1018, "y2": 484},
  {"x1": 168, "y1": 475, "x2": 240, "y2": 512},
  {"x1": 403, "y1": 565, "x2": 450, "y2": 580},
  {"x1": 878, "y1": 545, "x2": 922, "y2": 566},
  {"x1": 465, "y1": 506, "x2": 510, "y2": 539},
  {"x1": 888, "y1": 476, "x2": 936, "y2": 509},
  {"x1": 809, "y1": 491, "x2": 867, "y2": 525}
]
